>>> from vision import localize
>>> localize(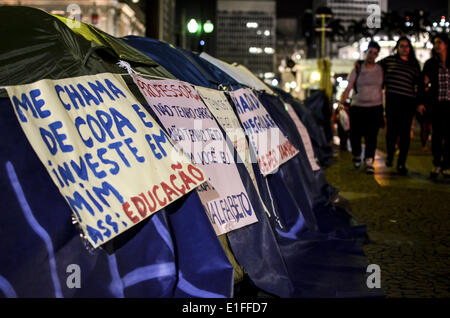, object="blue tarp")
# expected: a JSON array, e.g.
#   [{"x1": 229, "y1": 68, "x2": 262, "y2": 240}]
[
  {"x1": 123, "y1": 36, "x2": 381, "y2": 297},
  {"x1": 272, "y1": 87, "x2": 336, "y2": 166},
  {"x1": 0, "y1": 9, "x2": 383, "y2": 298},
  {"x1": 123, "y1": 63, "x2": 295, "y2": 298},
  {"x1": 0, "y1": 95, "x2": 234, "y2": 297},
  {"x1": 191, "y1": 55, "x2": 380, "y2": 297},
  {"x1": 122, "y1": 36, "x2": 214, "y2": 88},
  {"x1": 0, "y1": 7, "x2": 233, "y2": 298}
]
